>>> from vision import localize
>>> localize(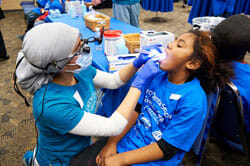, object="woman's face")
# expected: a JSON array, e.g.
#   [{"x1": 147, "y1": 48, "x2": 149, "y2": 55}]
[
  {"x1": 159, "y1": 33, "x2": 196, "y2": 72},
  {"x1": 64, "y1": 37, "x2": 83, "y2": 70}
]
